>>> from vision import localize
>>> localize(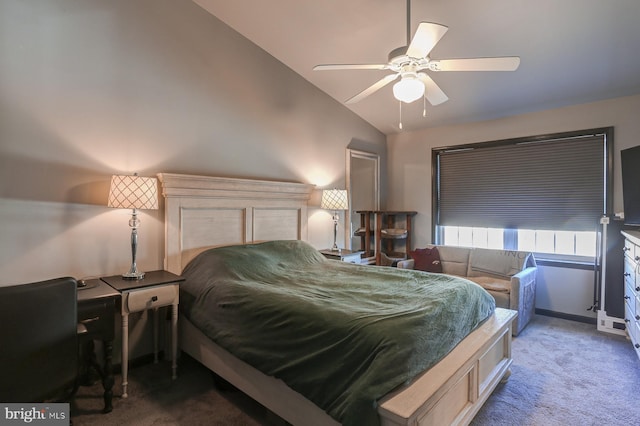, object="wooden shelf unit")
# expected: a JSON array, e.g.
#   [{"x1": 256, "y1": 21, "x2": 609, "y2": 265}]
[{"x1": 356, "y1": 210, "x2": 417, "y2": 265}]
